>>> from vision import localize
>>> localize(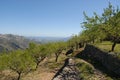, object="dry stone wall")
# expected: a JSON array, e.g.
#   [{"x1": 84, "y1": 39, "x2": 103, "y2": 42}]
[{"x1": 83, "y1": 44, "x2": 120, "y2": 77}]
